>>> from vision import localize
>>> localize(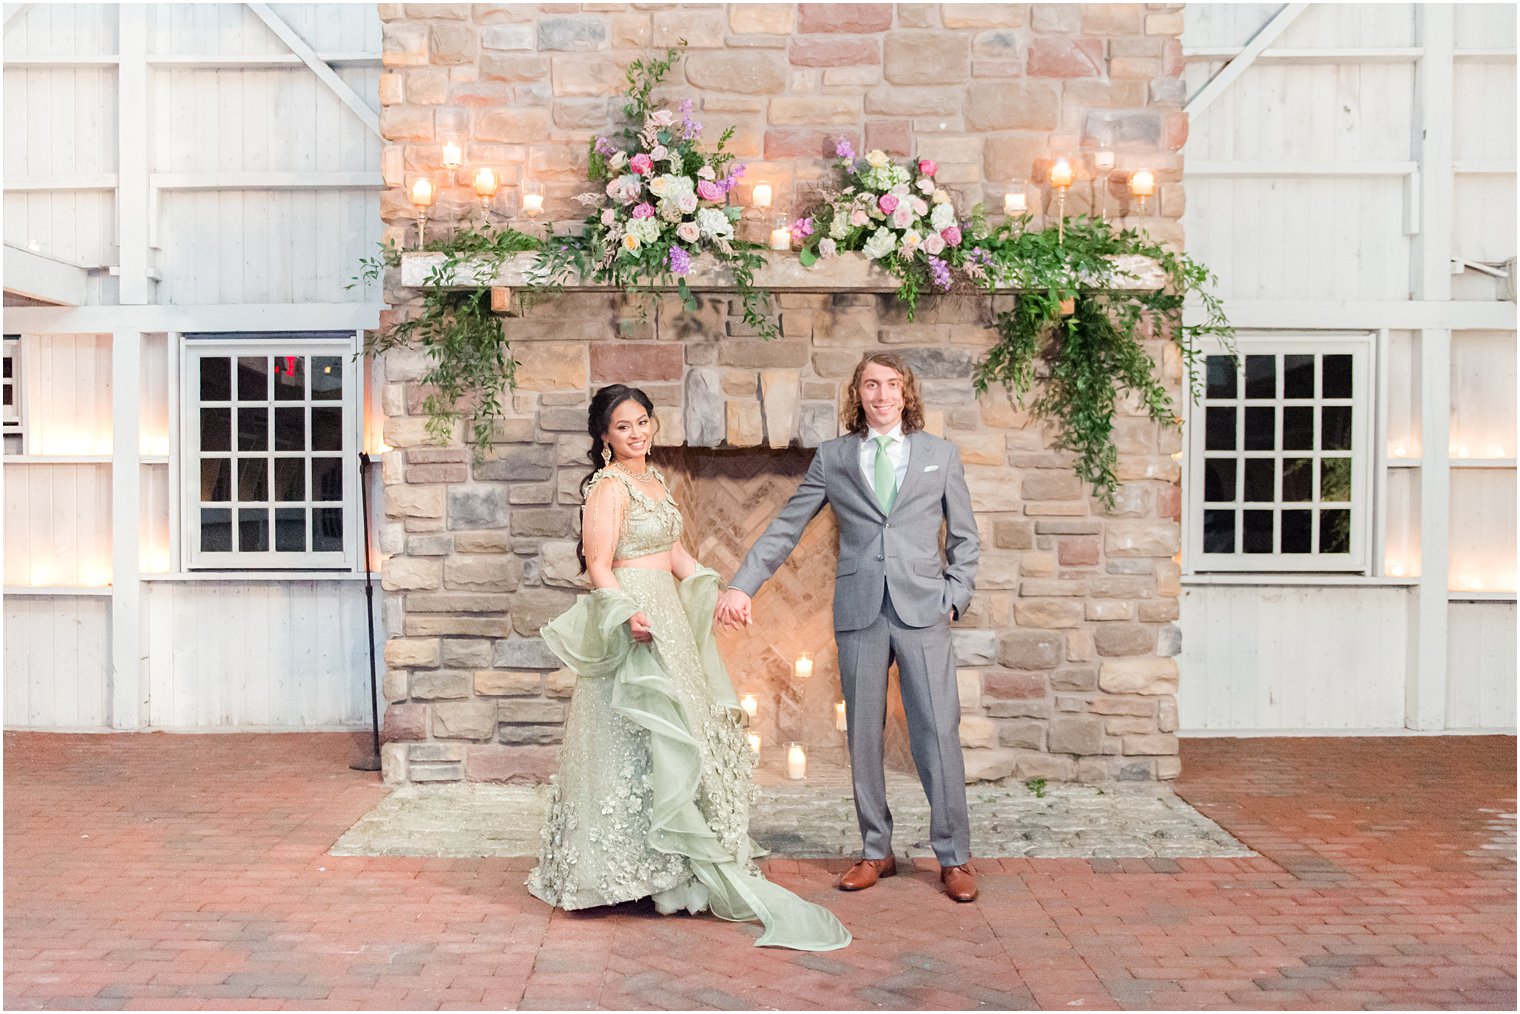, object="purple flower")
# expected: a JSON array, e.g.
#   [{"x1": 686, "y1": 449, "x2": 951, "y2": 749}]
[
  {"x1": 835, "y1": 137, "x2": 856, "y2": 161},
  {"x1": 790, "y1": 216, "x2": 814, "y2": 241},
  {"x1": 679, "y1": 98, "x2": 701, "y2": 141},
  {"x1": 594, "y1": 136, "x2": 617, "y2": 157},
  {"x1": 927, "y1": 255, "x2": 952, "y2": 291},
  {"x1": 631, "y1": 202, "x2": 655, "y2": 219},
  {"x1": 668, "y1": 245, "x2": 692, "y2": 276},
  {"x1": 968, "y1": 247, "x2": 993, "y2": 268}
]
